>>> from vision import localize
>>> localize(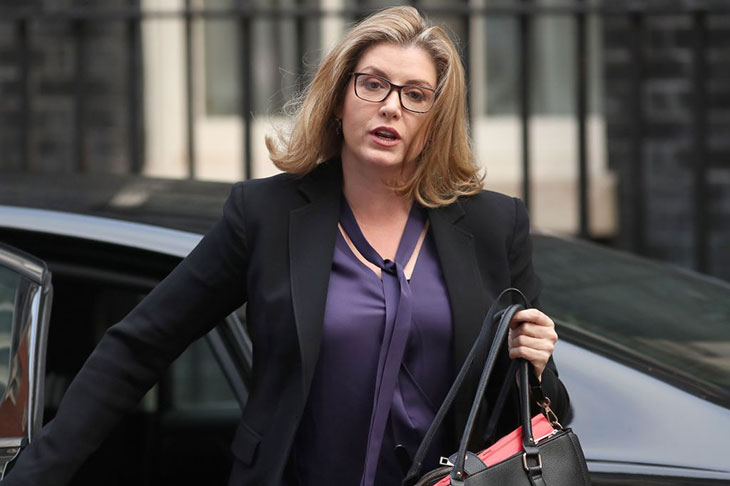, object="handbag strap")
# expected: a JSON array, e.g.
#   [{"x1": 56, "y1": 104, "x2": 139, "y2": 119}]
[
  {"x1": 450, "y1": 303, "x2": 527, "y2": 482},
  {"x1": 402, "y1": 288, "x2": 527, "y2": 486},
  {"x1": 481, "y1": 359, "x2": 519, "y2": 445},
  {"x1": 518, "y1": 361, "x2": 549, "y2": 486}
]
